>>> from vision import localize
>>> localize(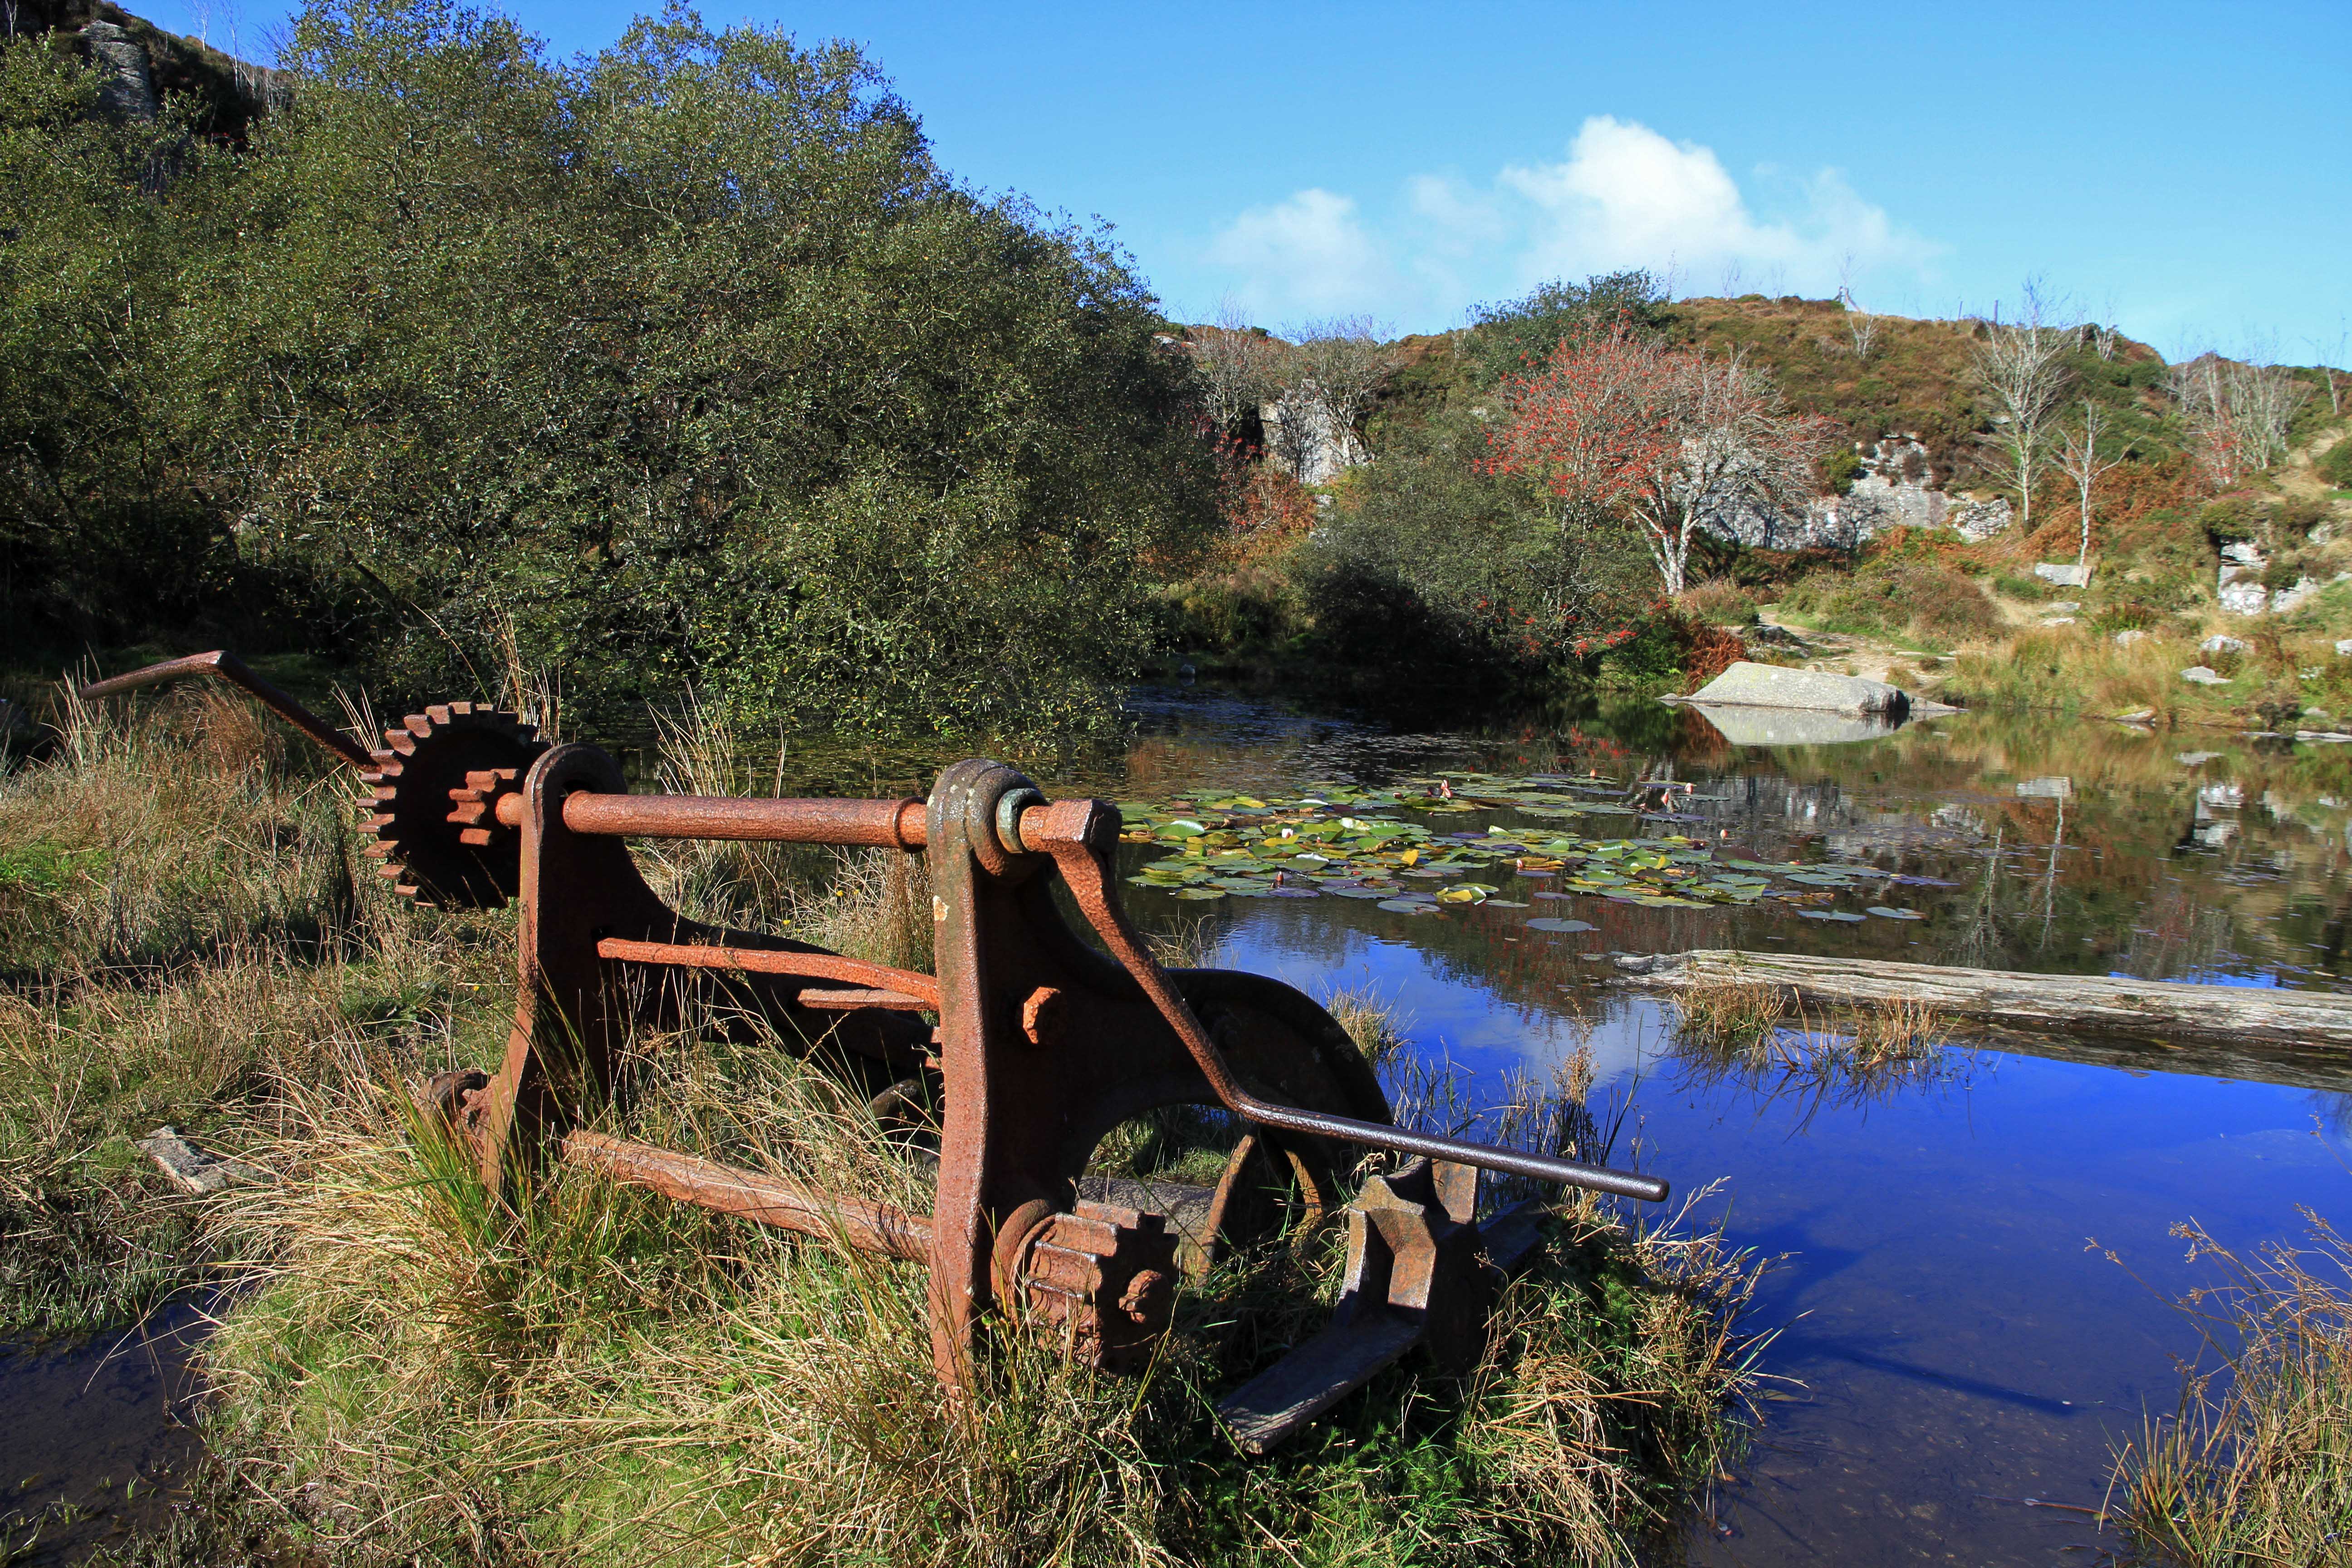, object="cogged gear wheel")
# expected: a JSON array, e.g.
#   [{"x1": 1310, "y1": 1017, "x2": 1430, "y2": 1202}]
[{"x1": 358, "y1": 704, "x2": 550, "y2": 908}]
